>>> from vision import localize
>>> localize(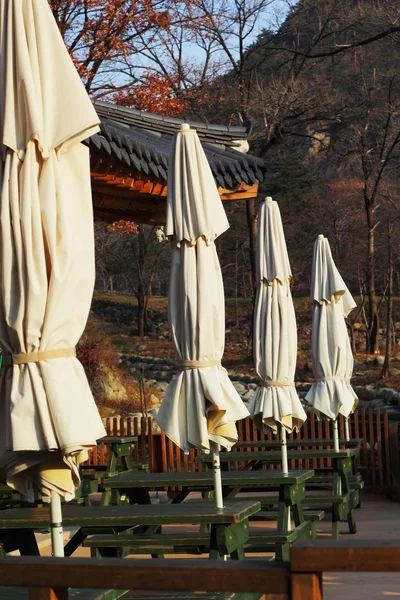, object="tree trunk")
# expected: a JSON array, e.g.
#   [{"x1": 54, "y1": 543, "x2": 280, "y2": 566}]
[
  {"x1": 381, "y1": 220, "x2": 393, "y2": 378},
  {"x1": 365, "y1": 200, "x2": 379, "y2": 353},
  {"x1": 245, "y1": 198, "x2": 258, "y2": 297},
  {"x1": 137, "y1": 226, "x2": 146, "y2": 337}
]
